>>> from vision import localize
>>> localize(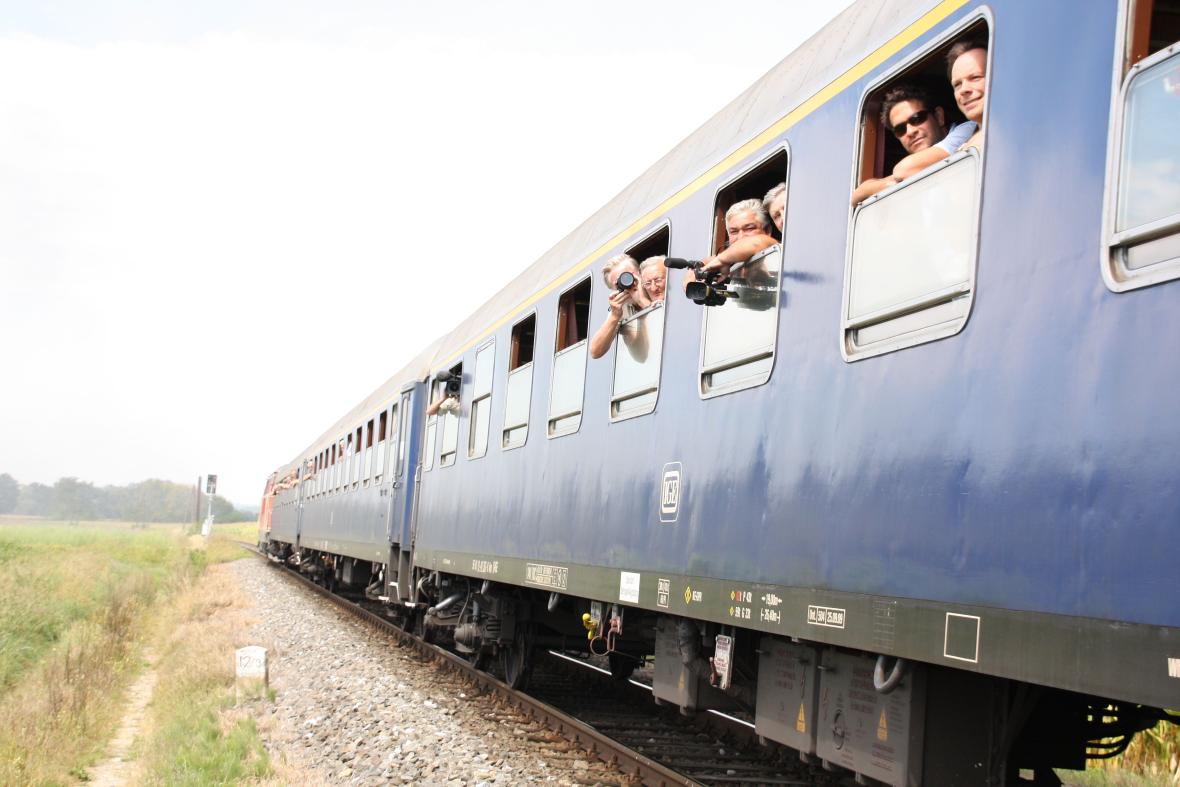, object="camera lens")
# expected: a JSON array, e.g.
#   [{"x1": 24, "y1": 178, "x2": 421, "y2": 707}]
[{"x1": 616, "y1": 271, "x2": 636, "y2": 291}]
